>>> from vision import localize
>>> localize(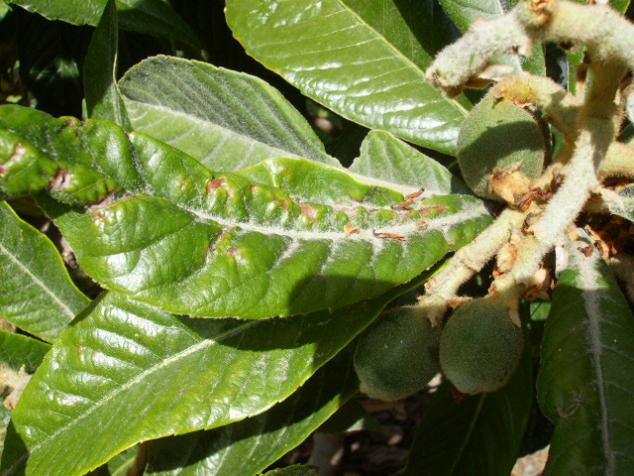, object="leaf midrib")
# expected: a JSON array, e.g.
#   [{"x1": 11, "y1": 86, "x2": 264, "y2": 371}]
[
  {"x1": 0, "y1": 239, "x2": 76, "y2": 323},
  {"x1": 123, "y1": 100, "x2": 300, "y2": 162},
  {"x1": 448, "y1": 394, "x2": 486, "y2": 475},
  {"x1": 573, "y1": 246, "x2": 616, "y2": 473},
  {"x1": 180, "y1": 198, "x2": 487, "y2": 244},
  {"x1": 27, "y1": 318, "x2": 261, "y2": 455}
]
